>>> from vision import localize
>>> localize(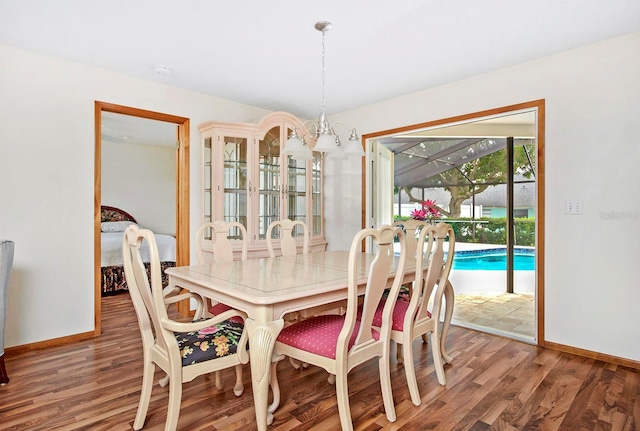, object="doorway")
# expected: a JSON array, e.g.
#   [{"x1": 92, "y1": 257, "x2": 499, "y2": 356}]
[
  {"x1": 93, "y1": 101, "x2": 190, "y2": 335},
  {"x1": 363, "y1": 100, "x2": 545, "y2": 345}
]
